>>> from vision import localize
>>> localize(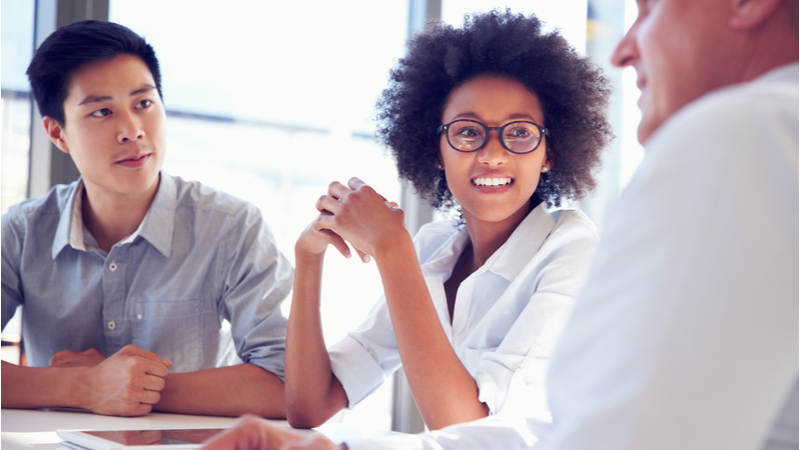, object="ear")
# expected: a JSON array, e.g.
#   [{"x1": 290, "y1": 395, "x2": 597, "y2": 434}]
[
  {"x1": 729, "y1": 0, "x2": 784, "y2": 30},
  {"x1": 42, "y1": 116, "x2": 70, "y2": 154},
  {"x1": 542, "y1": 150, "x2": 552, "y2": 173}
]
